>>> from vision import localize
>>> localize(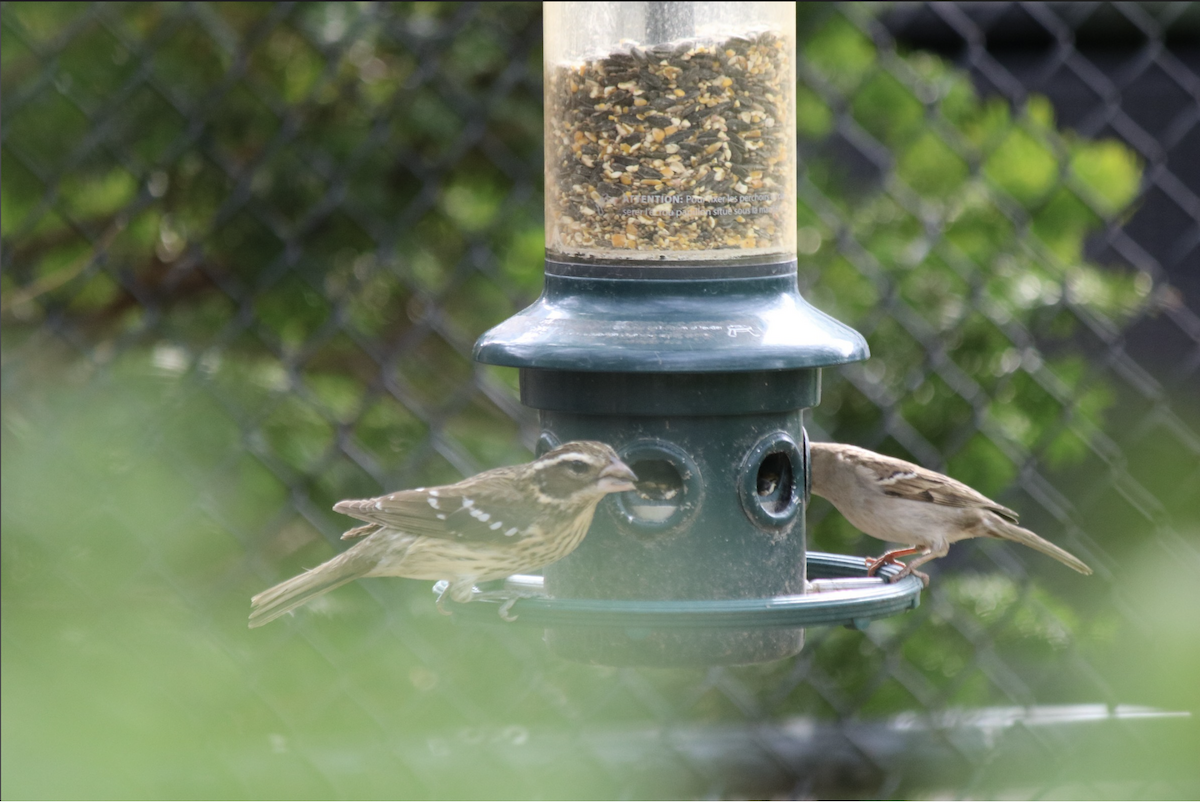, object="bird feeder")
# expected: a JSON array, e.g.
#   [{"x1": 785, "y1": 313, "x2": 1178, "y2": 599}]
[{"x1": 470, "y1": 1, "x2": 911, "y2": 666}]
